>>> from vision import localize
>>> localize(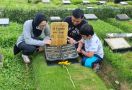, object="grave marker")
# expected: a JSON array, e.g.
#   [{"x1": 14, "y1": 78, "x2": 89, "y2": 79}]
[
  {"x1": 104, "y1": 38, "x2": 132, "y2": 52},
  {"x1": 115, "y1": 14, "x2": 130, "y2": 21},
  {"x1": 50, "y1": 16, "x2": 61, "y2": 22},
  {"x1": 84, "y1": 14, "x2": 98, "y2": 20},
  {"x1": 0, "y1": 18, "x2": 9, "y2": 25},
  {"x1": 62, "y1": 0, "x2": 71, "y2": 4}
]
